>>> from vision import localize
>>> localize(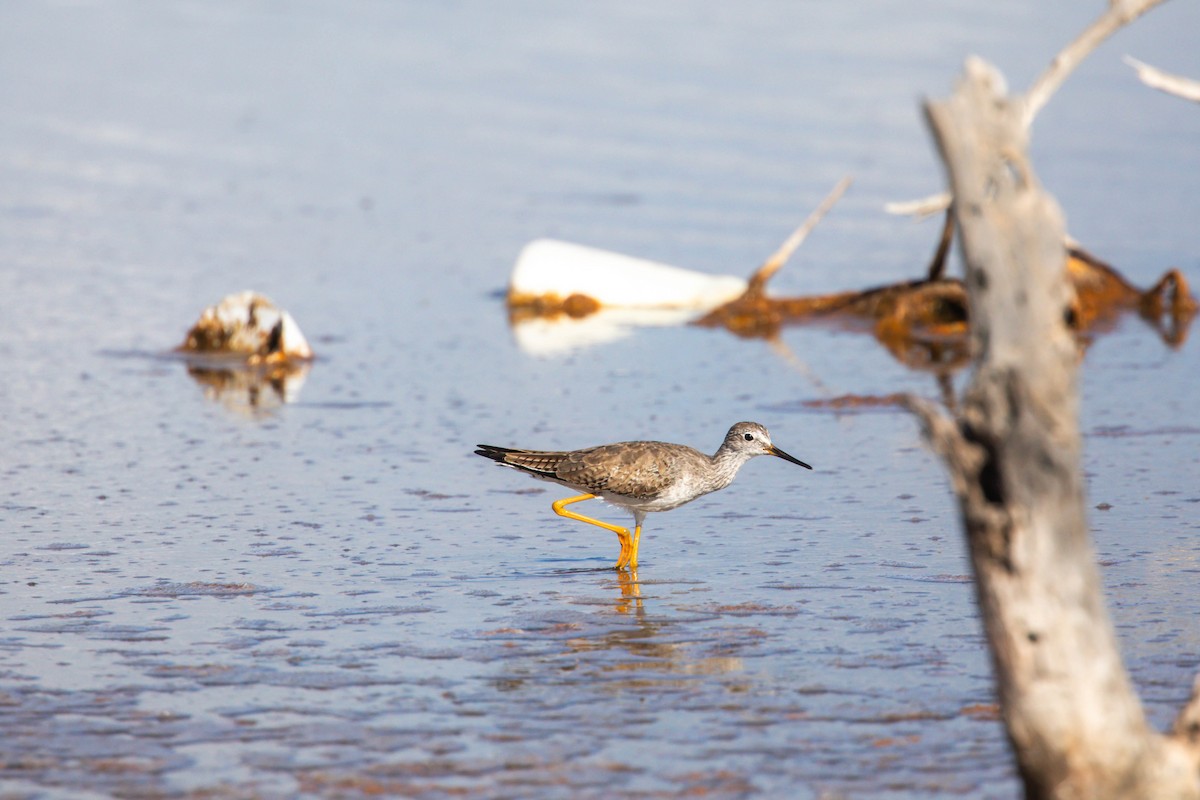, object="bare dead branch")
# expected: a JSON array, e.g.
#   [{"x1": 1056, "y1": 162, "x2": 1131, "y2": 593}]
[
  {"x1": 1125, "y1": 55, "x2": 1200, "y2": 102},
  {"x1": 884, "y1": 191, "x2": 951, "y2": 218},
  {"x1": 1023, "y1": 0, "x2": 1168, "y2": 127},
  {"x1": 748, "y1": 176, "x2": 852, "y2": 291},
  {"x1": 892, "y1": 0, "x2": 1168, "y2": 218},
  {"x1": 925, "y1": 207, "x2": 956, "y2": 280},
  {"x1": 921, "y1": 54, "x2": 1200, "y2": 797},
  {"x1": 901, "y1": 394, "x2": 978, "y2": 485}
]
